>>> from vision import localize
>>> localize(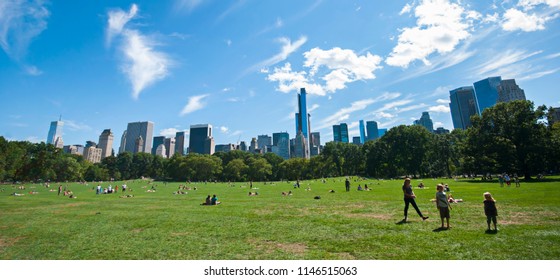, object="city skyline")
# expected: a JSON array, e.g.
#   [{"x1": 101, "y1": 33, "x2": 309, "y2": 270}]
[{"x1": 1, "y1": 1, "x2": 558, "y2": 150}]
